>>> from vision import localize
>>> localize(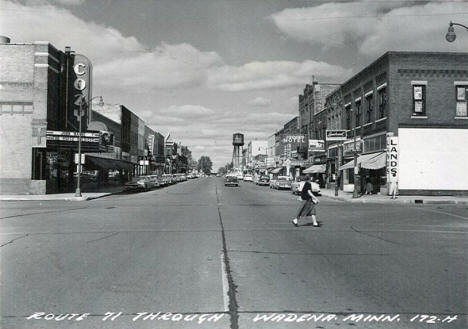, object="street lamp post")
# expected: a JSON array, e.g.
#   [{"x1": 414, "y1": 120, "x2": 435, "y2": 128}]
[
  {"x1": 75, "y1": 96, "x2": 103, "y2": 197},
  {"x1": 446, "y1": 21, "x2": 468, "y2": 43},
  {"x1": 352, "y1": 125, "x2": 360, "y2": 198}
]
